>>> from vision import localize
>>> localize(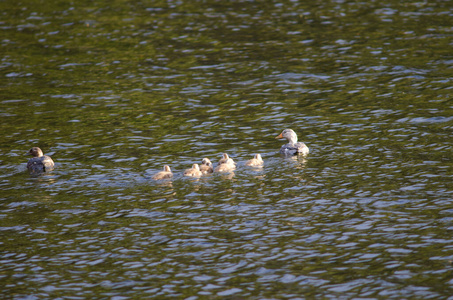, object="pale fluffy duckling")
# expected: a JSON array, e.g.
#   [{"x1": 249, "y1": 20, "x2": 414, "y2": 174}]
[
  {"x1": 245, "y1": 154, "x2": 264, "y2": 167},
  {"x1": 27, "y1": 147, "x2": 55, "y2": 173},
  {"x1": 184, "y1": 164, "x2": 203, "y2": 177},
  {"x1": 275, "y1": 129, "x2": 309, "y2": 156},
  {"x1": 215, "y1": 163, "x2": 236, "y2": 173},
  {"x1": 152, "y1": 165, "x2": 173, "y2": 180},
  {"x1": 218, "y1": 153, "x2": 236, "y2": 165},
  {"x1": 218, "y1": 153, "x2": 229, "y2": 164},
  {"x1": 199, "y1": 158, "x2": 213, "y2": 174},
  {"x1": 215, "y1": 153, "x2": 236, "y2": 172}
]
